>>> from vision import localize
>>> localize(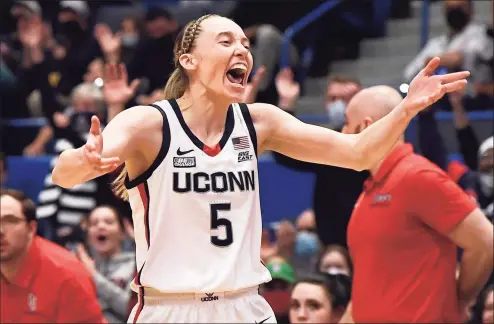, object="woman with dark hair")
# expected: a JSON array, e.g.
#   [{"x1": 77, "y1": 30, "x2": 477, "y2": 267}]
[
  {"x1": 317, "y1": 244, "x2": 353, "y2": 276},
  {"x1": 76, "y1": 205, "x2": 136, "y2": 323},
  {"x1": 290, "y1": 272, "x2": 351, "y2": 323}
]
